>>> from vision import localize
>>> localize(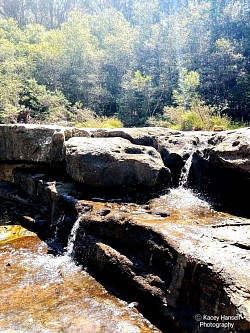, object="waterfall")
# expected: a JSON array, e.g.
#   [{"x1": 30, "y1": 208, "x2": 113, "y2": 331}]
[
  {"x1": 179, "y1": 153, "x2": 193, "y2": 187},
  {"x1": 65, "y1": 216, "x2": 82, "y2": 257}
]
